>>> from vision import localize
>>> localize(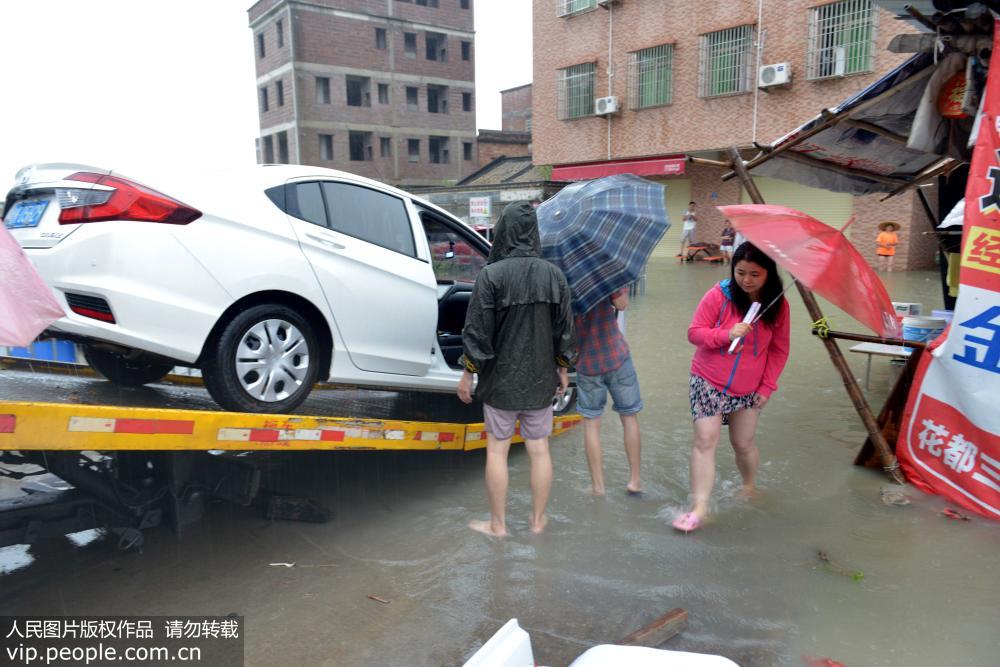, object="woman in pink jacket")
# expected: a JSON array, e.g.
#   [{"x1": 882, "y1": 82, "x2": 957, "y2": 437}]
[{"x1": 673, "y1": 242, "x2": 790, "y2": 533}]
